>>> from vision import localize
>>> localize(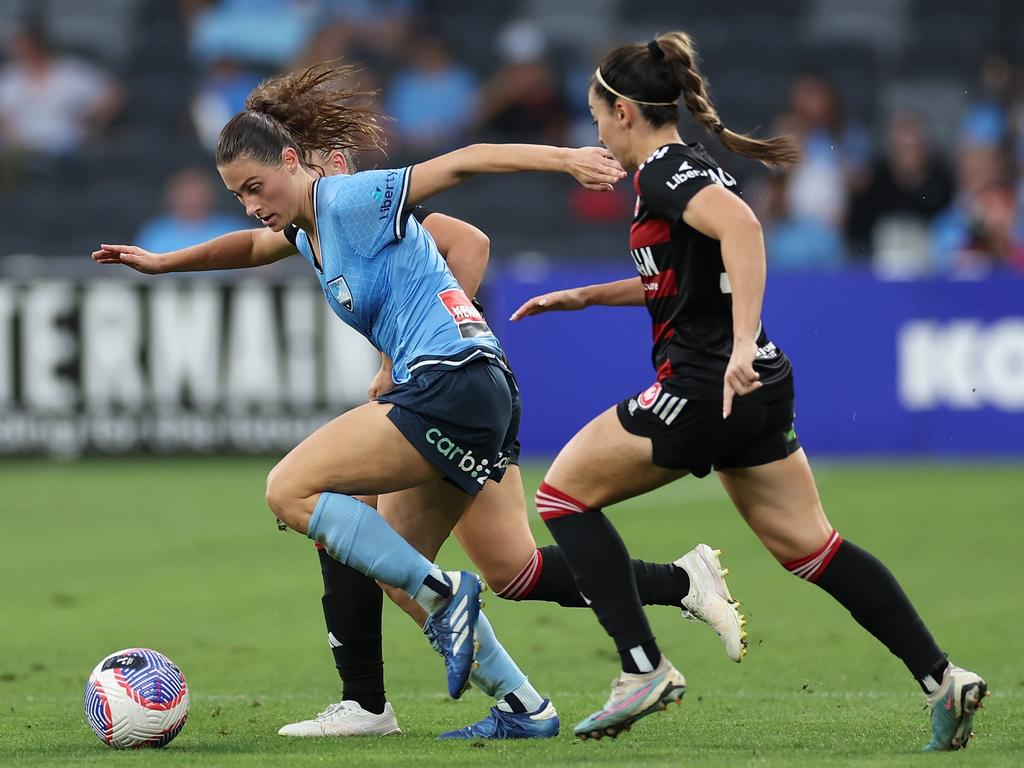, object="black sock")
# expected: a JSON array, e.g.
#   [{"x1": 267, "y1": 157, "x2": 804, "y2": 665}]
[
  {"x1": 318, "y1": 548, "x2": 387, "y2": 714},
  {"x1": 633, "y1": 557, "x2": 690, "y2": 607},
  {"x1": 814, "y1": 540, "x2": 946, "y2": 689},
  {"x1": 527, "y1": 545, "x2": 689, "y2": 608},
  {"x1": 541, "y1": 506, "x2": 661, "y2": 673}
]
